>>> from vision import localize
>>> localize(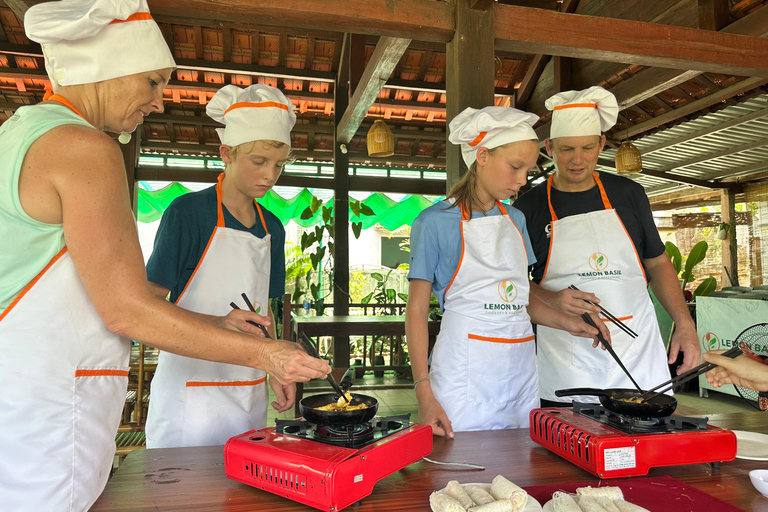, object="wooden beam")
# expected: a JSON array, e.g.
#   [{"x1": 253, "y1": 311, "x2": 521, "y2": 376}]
[
  {"x1": 334, "y1": 41, "x2": 351, "y2": 360},
  {"x1": 3, "y1": 0, "x2": 28, "y2": 21},
  {"x1": 446, "y1": 0, "x2": 495, "y2": 191},
  {"x1": 192, "y1": 25, "x2": 203, "y2": 60},
  {"x1": 553, "y1": 56, "x2": 572, "y2": 93},
  {"x1": 622, "y1": 77, "x2": 768, "y2": 138},
  {"x1": 305, "y1": 36, "x2": 315, "y2": 71},
  {"x1": 698, "y1": 0, "x2": 731, "y2": 31},
  {"x1": 610, "y1": 69, "x2": 702, "y2": 111},
  {"x1": 336, "y1": 36, "x2": 411, "y2": 144},
  {"x1": 470, "y1": 0, "x2": 494, "y2": 10},
  {"x1": 493, "y1": 4, "x2": 768, "y2": 77},
  {"x1": 516, "y1": 54, "x2": 549, "y2": 107},
  {"x1": 597, "y1": 157, "x2": 740, "y2": 190},
  {"x1": 147, "y1": 0, "x2": 455, "y2": 44},
  {"x1": 174, "y1": 57, "x2": 335, "y2": 82},
  {"x1": 720, "y1": 189, "x2": 739, "y2": 287},
  {"x1": 349, "y1": 34, "x2": 366, "y2": 94}
]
